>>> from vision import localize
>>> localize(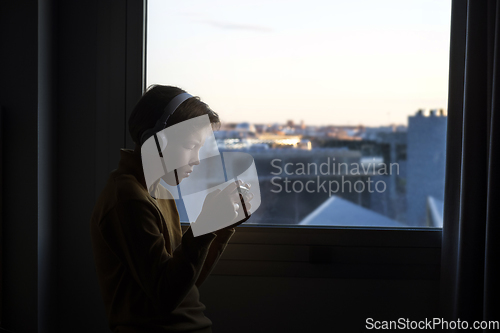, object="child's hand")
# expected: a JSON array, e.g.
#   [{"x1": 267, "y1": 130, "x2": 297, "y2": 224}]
[{"x1": 196, "y1": 180, "x2": 251, "y2": 229}]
